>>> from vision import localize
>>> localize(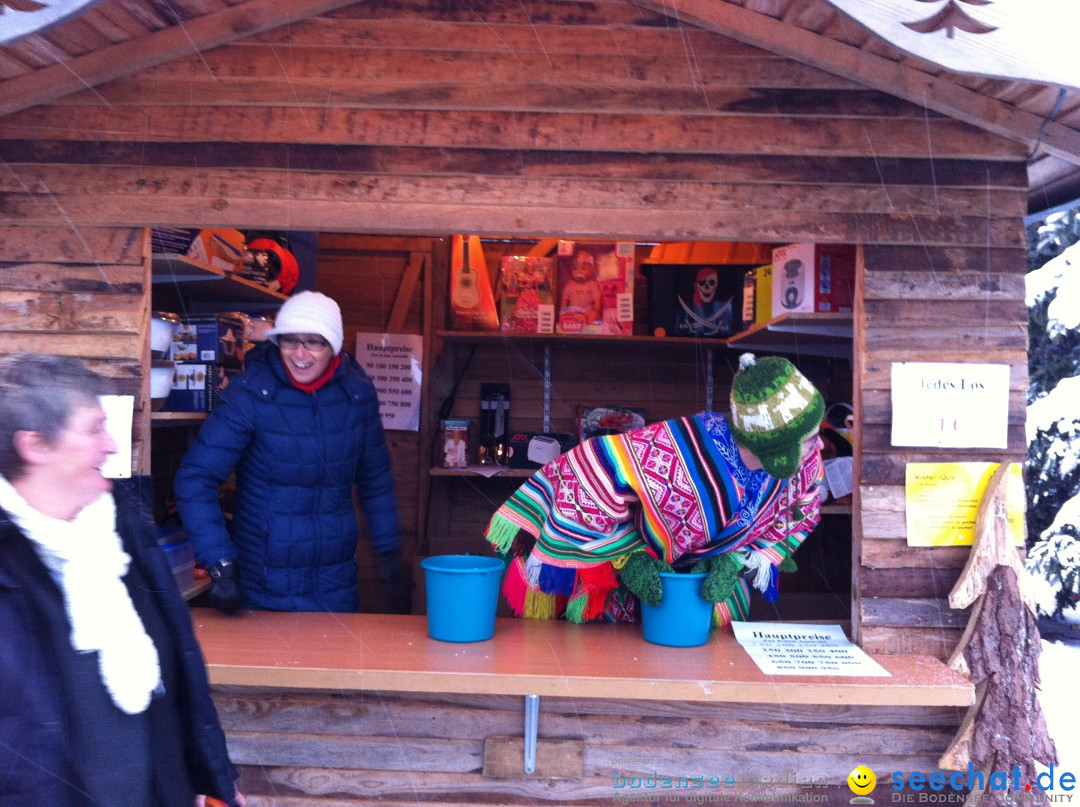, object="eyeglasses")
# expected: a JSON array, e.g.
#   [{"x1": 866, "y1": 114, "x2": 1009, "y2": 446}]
[{"x1": 278, "y1": 335, "x2": 330, "y2": 351}]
